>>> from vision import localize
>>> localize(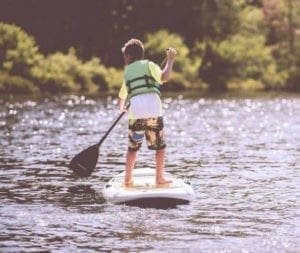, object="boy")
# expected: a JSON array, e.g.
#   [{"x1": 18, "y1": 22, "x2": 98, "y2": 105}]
[{"x1": 118, "y1": 38, "x2": 176, "y2": 186}]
